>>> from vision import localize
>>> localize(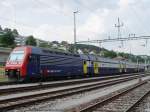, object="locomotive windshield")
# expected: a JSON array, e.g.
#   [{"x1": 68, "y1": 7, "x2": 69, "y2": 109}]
[{"x1": 9, "y1": 51, "x2": 25, "y2": 61}]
